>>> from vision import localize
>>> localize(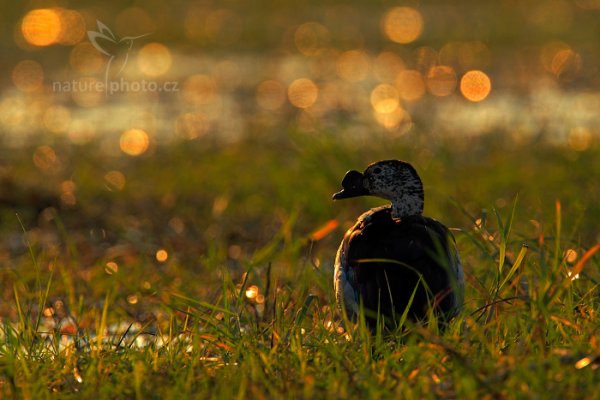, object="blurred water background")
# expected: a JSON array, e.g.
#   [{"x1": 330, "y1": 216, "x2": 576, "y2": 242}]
[{"x1": 2, "y1": 1, "x2": 599, "y2": 153}]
